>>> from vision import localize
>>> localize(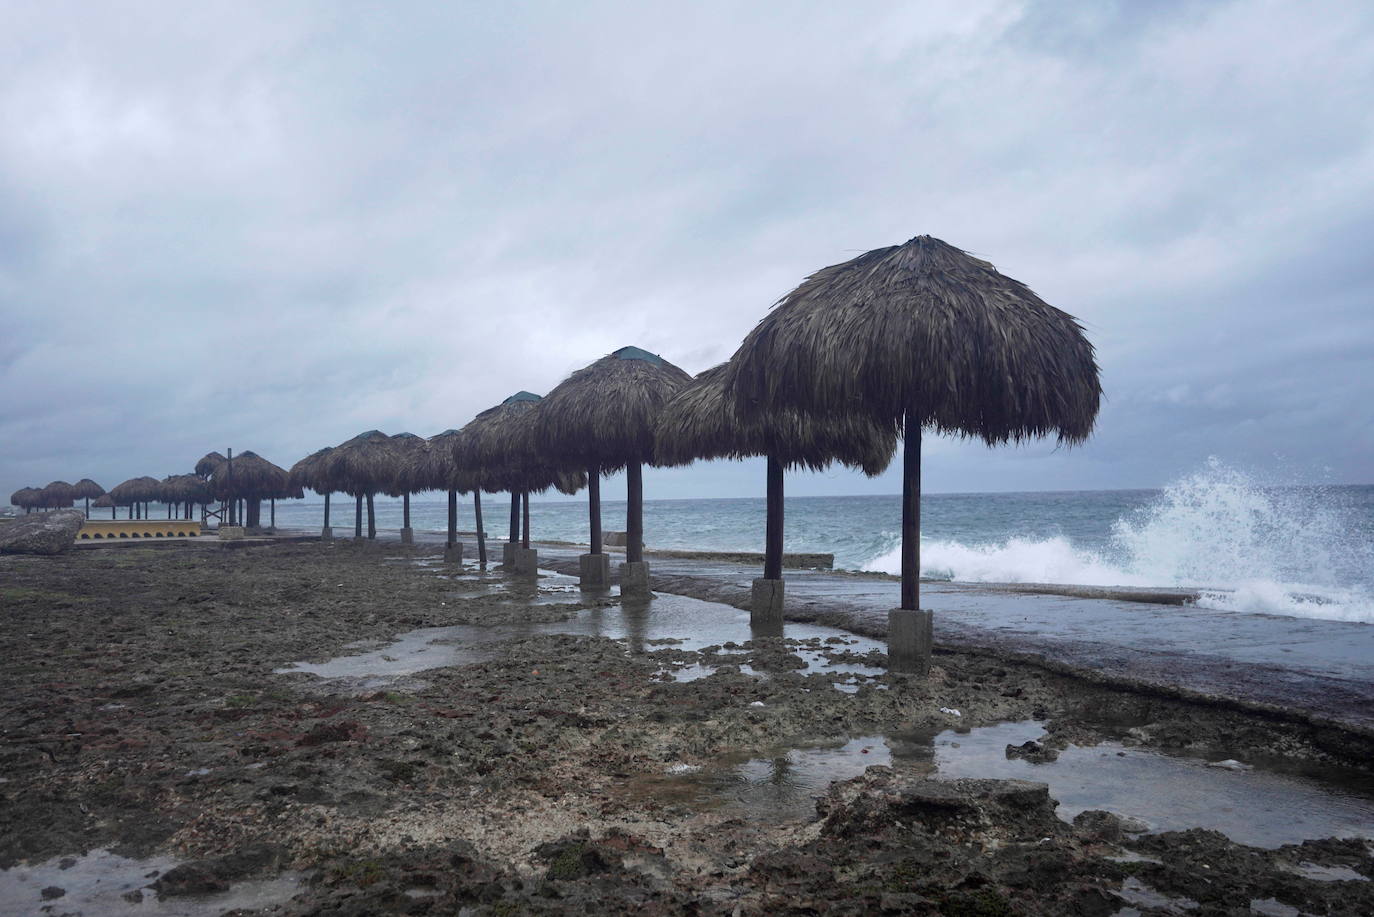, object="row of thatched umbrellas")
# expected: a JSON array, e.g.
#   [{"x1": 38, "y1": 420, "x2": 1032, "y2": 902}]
[{"x1": 10, "y1": 236, "x2": 1100, "y2": 674}]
